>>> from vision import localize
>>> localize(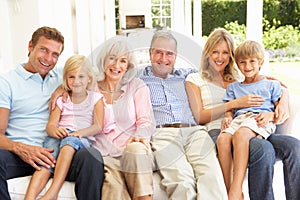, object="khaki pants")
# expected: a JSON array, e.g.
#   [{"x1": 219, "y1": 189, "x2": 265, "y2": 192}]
[
  {"x1": 152, "y1": 126, "x2": 227, "y2": 200},
  {"x1": 102, "y1": 142, "x2": 155, "y2": 199}
]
